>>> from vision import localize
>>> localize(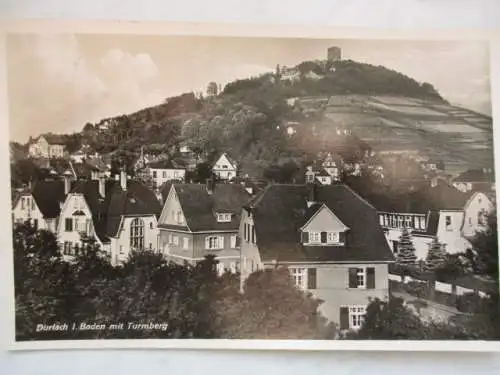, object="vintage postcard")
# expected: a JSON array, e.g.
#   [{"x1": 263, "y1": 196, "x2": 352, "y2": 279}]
[{"x1": 1, "y1": 21, "x2": 499, "y2": 351}]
